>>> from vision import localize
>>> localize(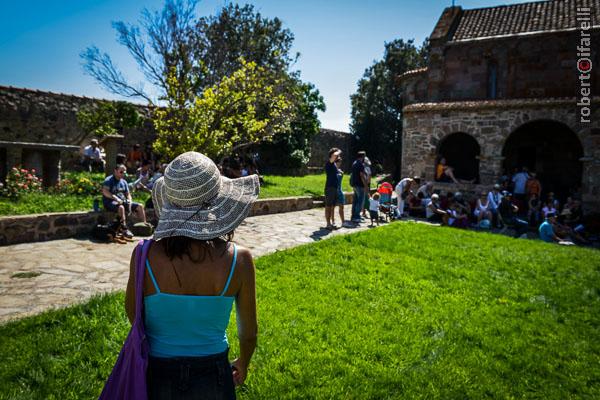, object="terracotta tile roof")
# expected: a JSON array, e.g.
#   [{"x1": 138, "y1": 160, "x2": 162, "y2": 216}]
[{"x1": 451, "y1": 0, "x2": 600, "y2": 42}]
